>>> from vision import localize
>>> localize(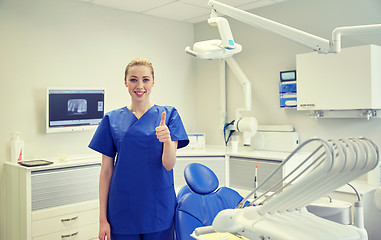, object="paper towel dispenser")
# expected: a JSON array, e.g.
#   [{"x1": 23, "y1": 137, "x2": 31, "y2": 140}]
[{"x1": 296, "y1": 45, "x2": 381, "y2": 117}]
